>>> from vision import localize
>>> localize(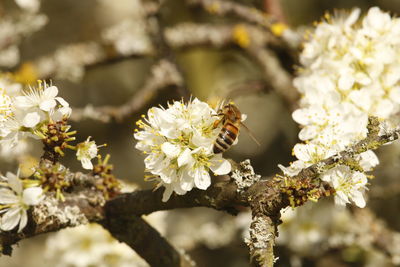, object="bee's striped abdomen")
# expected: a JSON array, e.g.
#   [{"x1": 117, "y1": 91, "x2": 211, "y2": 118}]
[{"x1": 213, "y1": 123, "x2": 238, "y2": 154}]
